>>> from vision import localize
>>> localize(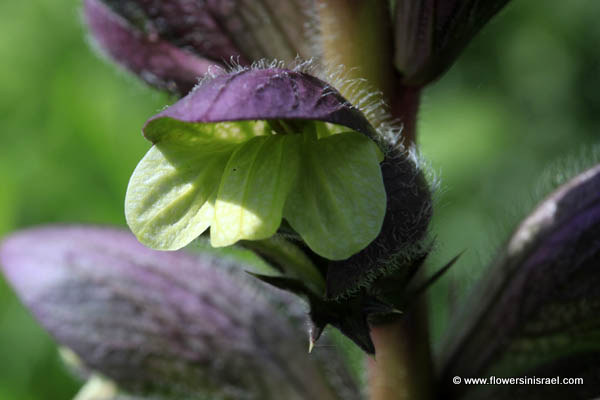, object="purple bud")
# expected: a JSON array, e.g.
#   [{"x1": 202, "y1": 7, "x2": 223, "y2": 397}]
[
  {"x1": 394, "y1": 0, "x2": 510, "y2": 86},
  {"x1": 84, "y1": 0, "x2": 315, "y2": 95},
  {"x1": 0, "y1": 225, "x2": 361, "y2": 400},
  {"x1": 439, "y1": 164, "x2": 600, "y2": 399},
  {"x1": 84, "y1": 0, "x2": 215, "y2": 95}
]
